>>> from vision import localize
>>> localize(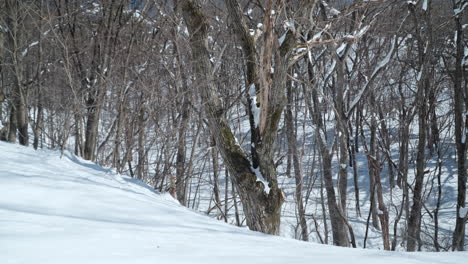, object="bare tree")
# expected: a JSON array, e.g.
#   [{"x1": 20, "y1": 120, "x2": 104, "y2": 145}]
[{"x1": 450, "y1": 0, "x2": 467, "y2": 251}]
